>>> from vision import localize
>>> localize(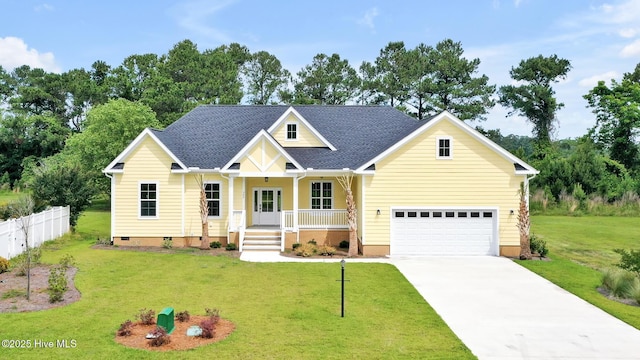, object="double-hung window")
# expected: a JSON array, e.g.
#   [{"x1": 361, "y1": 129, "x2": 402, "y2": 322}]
[
  {"x1": 286, "y1": 123, "x2": 297, "y2": 140},
  {"x1": 311, "y1": 181, "x2": 332, "y2": 209},
  {"x1": 437, "y1": 137, "x2": 452, "y2": 159},
  {"x1": 205, "y1": 183, "x2": 221, "y2": 217},
  {"x1": 140, "y1": 183, "x2": 157, "y2": 217}
]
